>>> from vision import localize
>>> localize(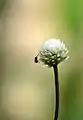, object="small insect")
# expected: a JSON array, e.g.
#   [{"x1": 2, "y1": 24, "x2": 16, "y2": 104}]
[{"x1": 34, "y1": 56, "x2": 38, "y2": 63}]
